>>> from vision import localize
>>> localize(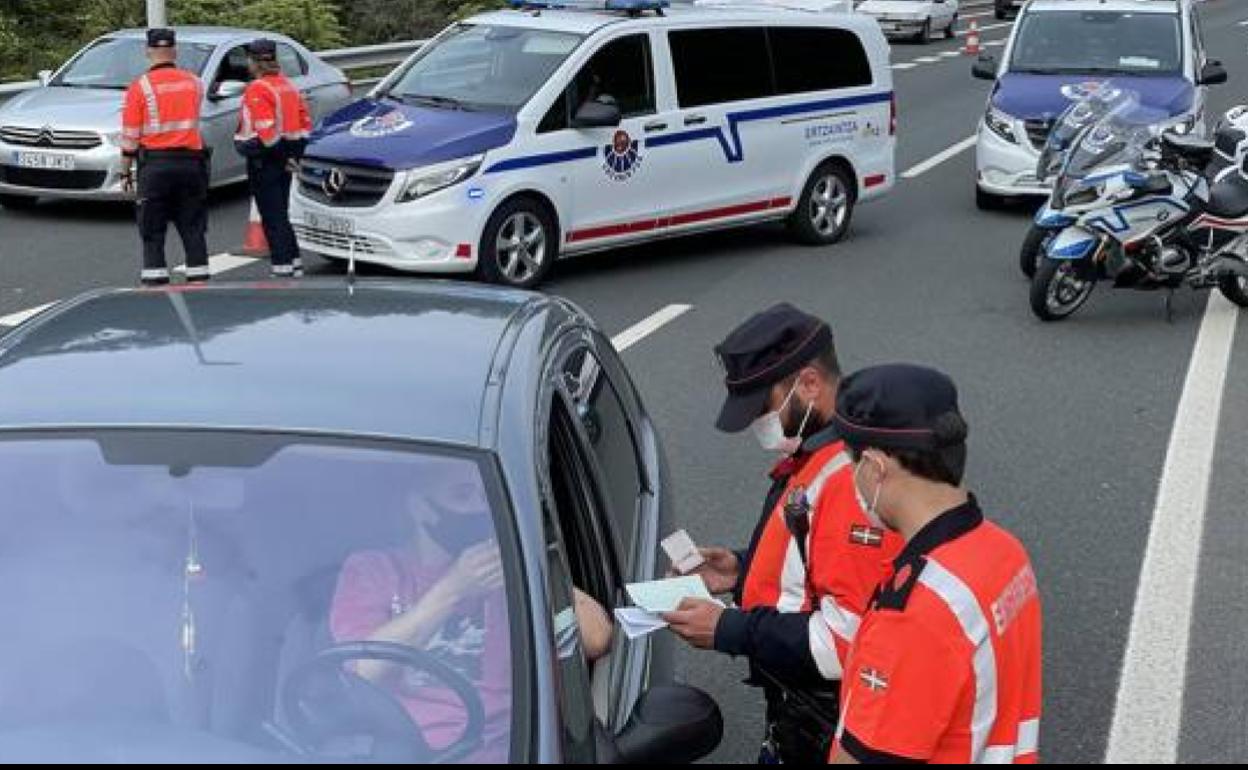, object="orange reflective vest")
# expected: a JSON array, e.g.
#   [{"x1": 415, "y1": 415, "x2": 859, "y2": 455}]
[
  {"x1": 120, "y1": 64, "x2": 205, "y2": 155},
  {"x1": 235, "y1": 73, "x2": 311, "y2": 153}
]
